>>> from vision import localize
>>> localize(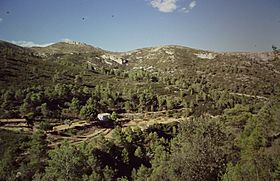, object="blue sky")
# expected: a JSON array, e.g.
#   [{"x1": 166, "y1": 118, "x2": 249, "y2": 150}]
[{"x1": 0, "y1": 0, "x2": 280, "y2": 52}]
